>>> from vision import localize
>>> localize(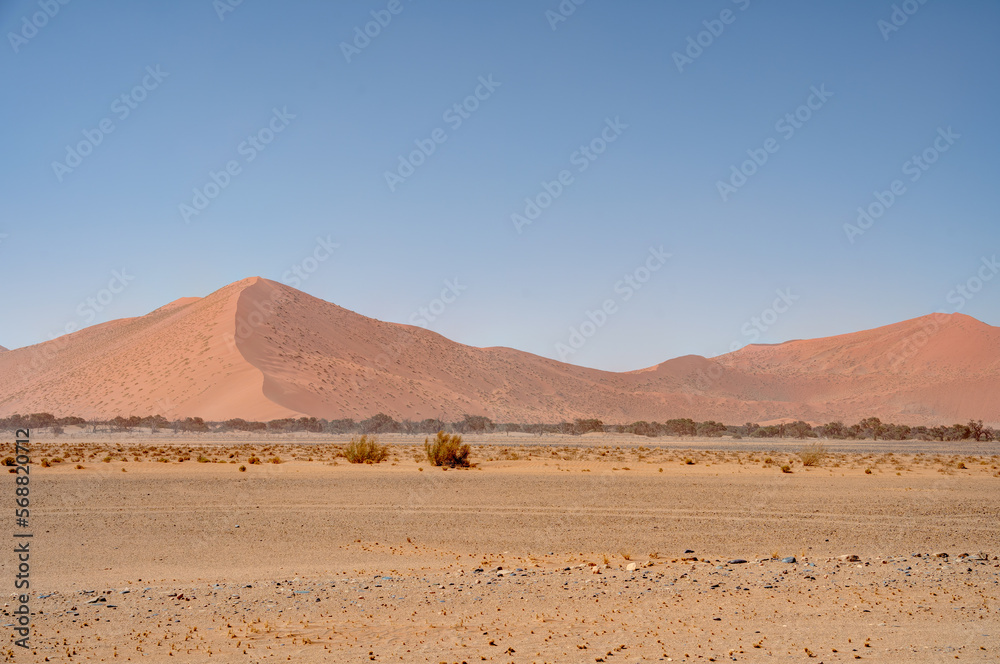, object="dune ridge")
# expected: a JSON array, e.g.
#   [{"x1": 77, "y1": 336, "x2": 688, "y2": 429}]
[{"x1": 0, "y1": 277, "x2": 997, "y2": 425}]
